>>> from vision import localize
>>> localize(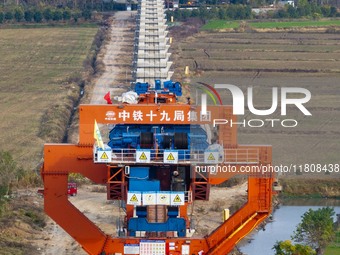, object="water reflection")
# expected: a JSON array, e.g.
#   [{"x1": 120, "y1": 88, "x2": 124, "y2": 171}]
[{"x1": 239, "y1": 199, "x2": 340, "y2": 255}]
